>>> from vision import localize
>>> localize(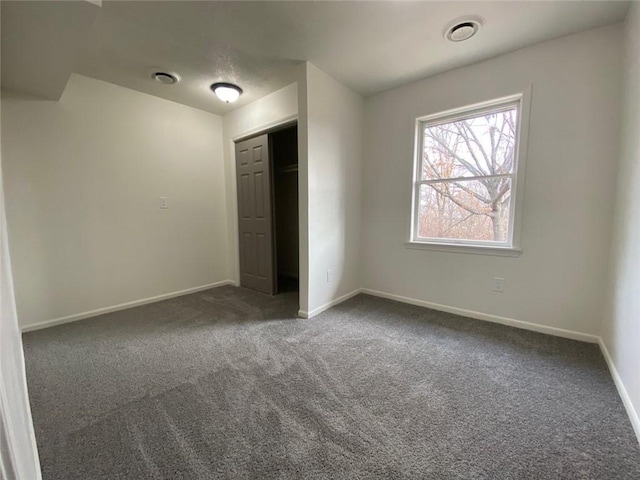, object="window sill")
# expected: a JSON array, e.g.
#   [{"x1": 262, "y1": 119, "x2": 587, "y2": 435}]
[{"x1": 404, "y1": 241, "x2": 522, "y2": 257}]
